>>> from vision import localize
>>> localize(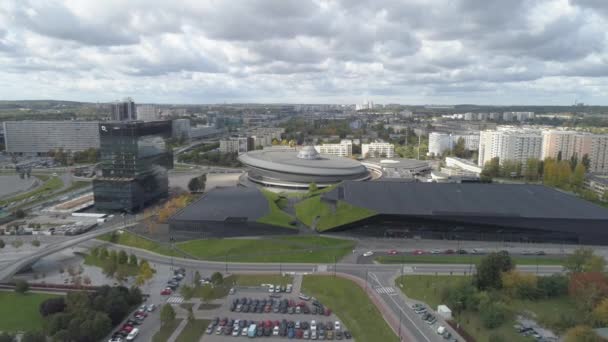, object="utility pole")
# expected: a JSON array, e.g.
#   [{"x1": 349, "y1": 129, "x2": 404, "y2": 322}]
[
  {"x1": 417, "y1": 135, "x2": 421, "y2": 160},
  {"x1": 225, "y1": 253, "x2": 228, "y2": 273}
]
